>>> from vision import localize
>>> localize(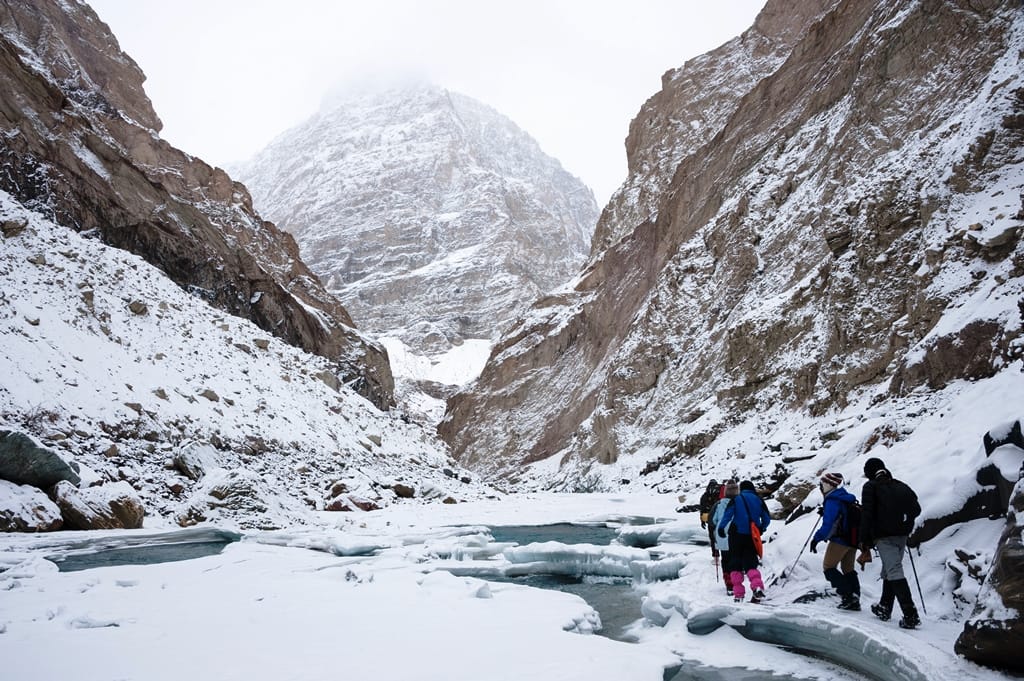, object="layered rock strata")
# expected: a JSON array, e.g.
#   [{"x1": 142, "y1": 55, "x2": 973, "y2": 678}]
[{"x1": 441, "y1": 0, "x2": 1024, "y2": 481}]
